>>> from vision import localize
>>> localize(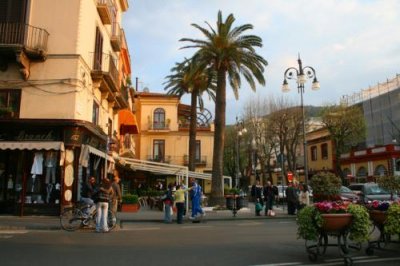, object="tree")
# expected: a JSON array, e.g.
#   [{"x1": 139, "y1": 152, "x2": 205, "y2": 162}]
[
  {"x1": 321, "y1": 104, "x2": 366, "y2": 180},
  {"x1": 180, "y1": 11, "x2": 268, "y2": 204},
  {"x1": 164, "y1": 59, "x2": 216, "y2": 171}
]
